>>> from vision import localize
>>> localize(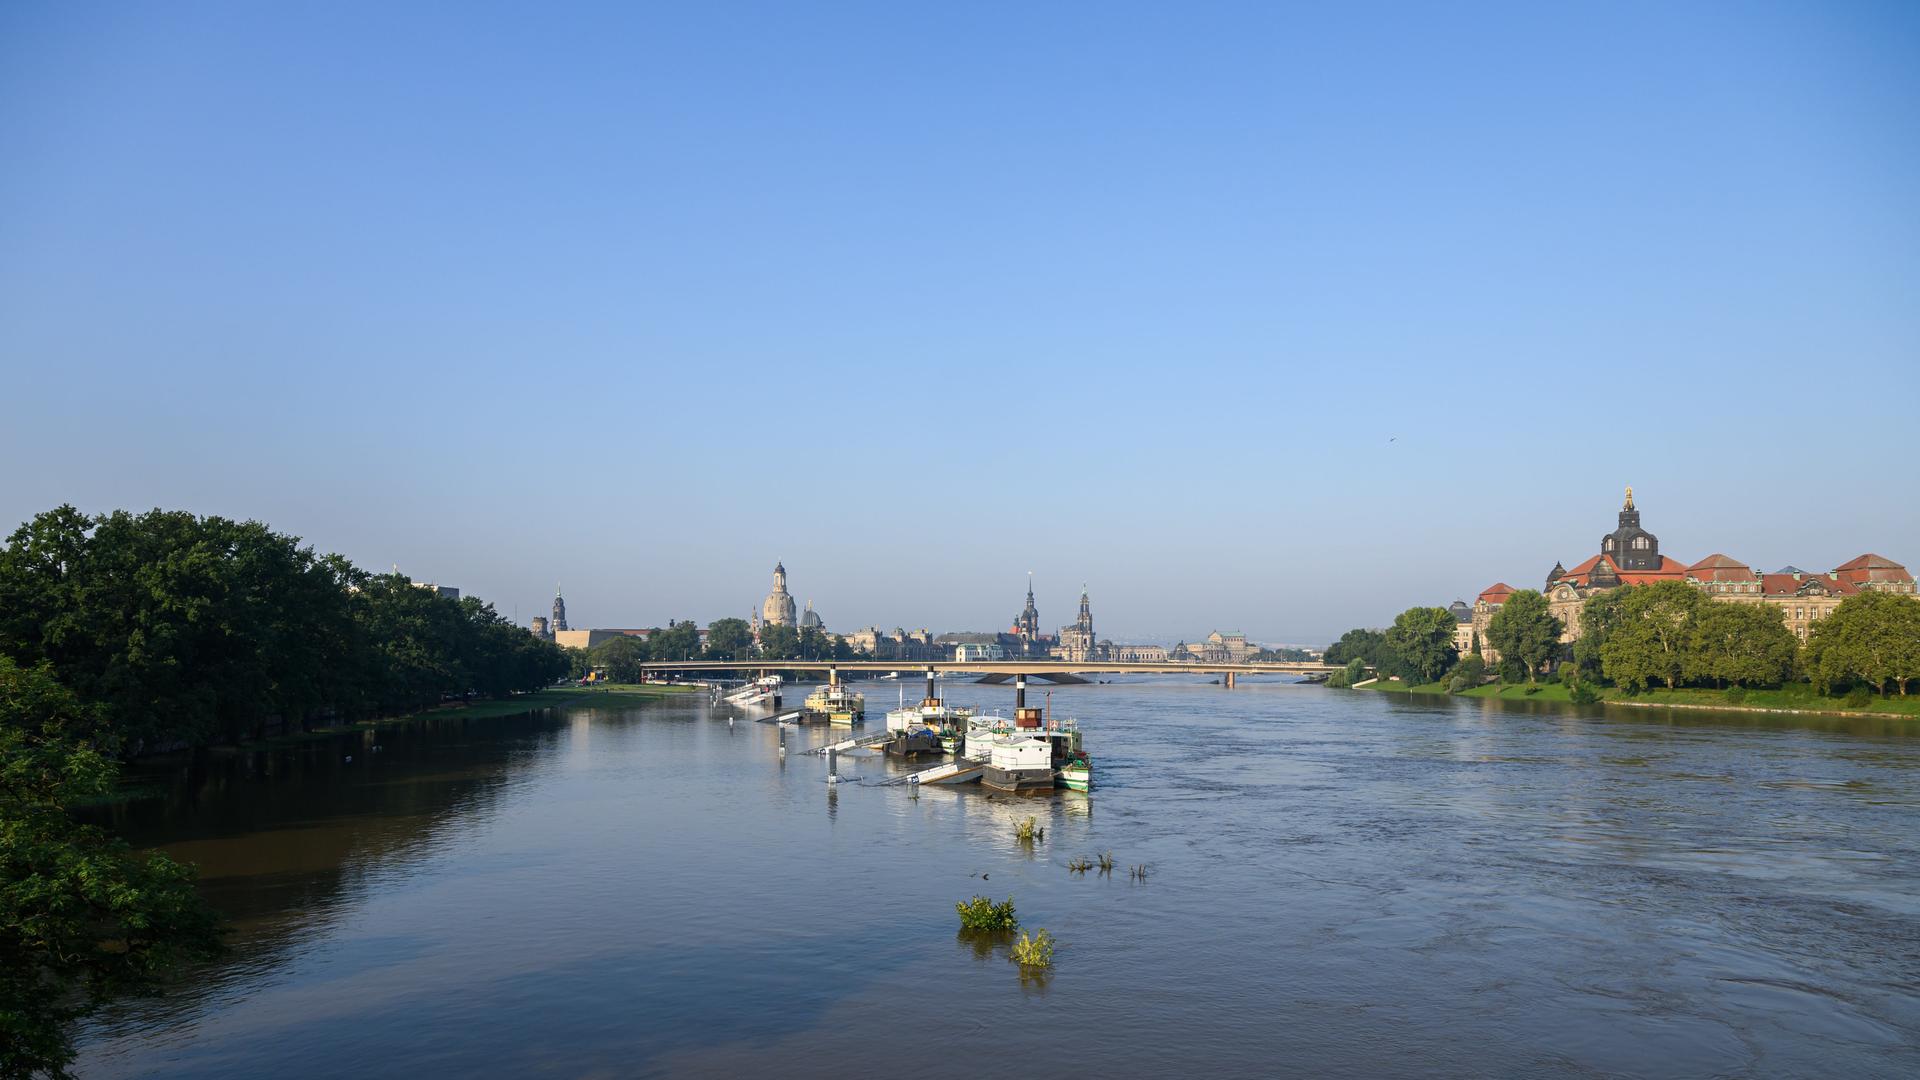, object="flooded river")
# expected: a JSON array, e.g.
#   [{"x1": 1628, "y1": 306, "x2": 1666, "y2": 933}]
[{"x1": 74, "y1": 680, "x2": 1920, "y2": 1078}]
